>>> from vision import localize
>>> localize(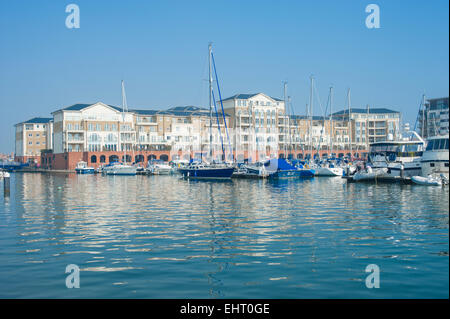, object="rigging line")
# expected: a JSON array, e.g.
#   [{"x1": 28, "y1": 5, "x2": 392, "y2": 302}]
[
  {"x1": 212, "y1": 89, "x2": 225, "y2": 159},
  {"x1": 413, "y1": 94, "x2": 423, "y2": 132},
  {"x1": 197, "y1": 52, "x2": 210, "y2": 109},
  {"x1": 312, "y1": 81, "x2": 326, "y2": 153},
  {"x1": 317, "y1": 87, "x2": 331, "y2": 152},
  {"x1": 211, "y1": 52, "x2": 232, "y2": 161}
]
